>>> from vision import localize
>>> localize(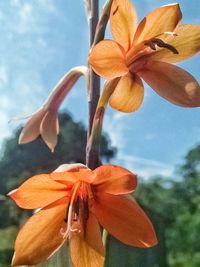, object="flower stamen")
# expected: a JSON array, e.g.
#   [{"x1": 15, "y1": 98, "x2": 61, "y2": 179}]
[
  {"x1": 113, "y1": 5, "x2": 119, "y2": 15},
  {"x1": 61, "y1": 183, "x2": 81, "y2": 239},
  {"x1": 144, "y1": 38, "x2": 179, "y2": 54}
]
